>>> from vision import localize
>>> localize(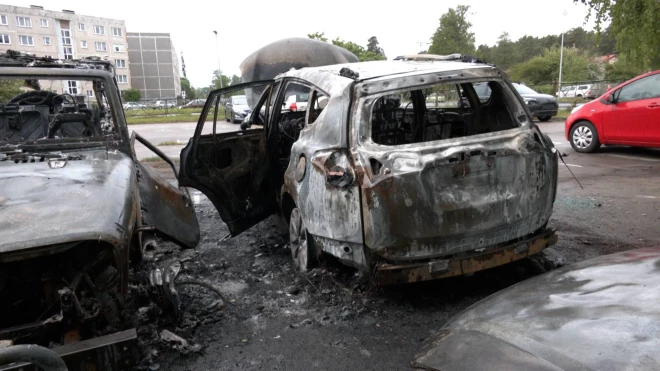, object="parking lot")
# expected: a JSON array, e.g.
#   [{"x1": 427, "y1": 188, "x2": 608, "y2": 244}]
[{"x1": 131, "y1": 118, "x2": 660, "y2": 370}]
